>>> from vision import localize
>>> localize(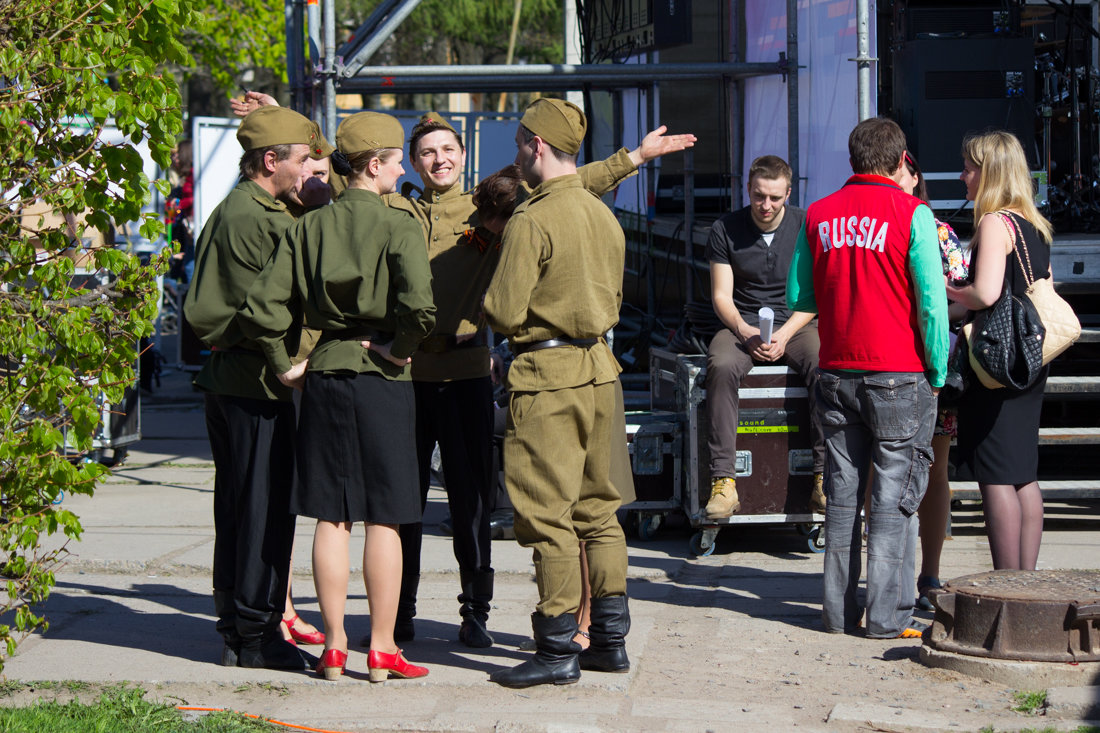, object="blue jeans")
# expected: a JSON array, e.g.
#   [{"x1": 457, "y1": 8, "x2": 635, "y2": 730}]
[{"x1": 816, "y1": 370, "x2": 935, "y2": 637}]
